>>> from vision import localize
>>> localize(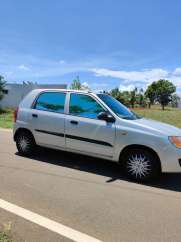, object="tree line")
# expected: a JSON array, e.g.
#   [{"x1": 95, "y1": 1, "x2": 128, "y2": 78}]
[
  {"x1": 0, "y1": 74, "x2": 180, "y2": 111},
  {"x1": 70, "y1": 77, "x2": 180, "y2": 110},
  {"x1": 0, "y1": 75, "x2": 6, "y2": 102}
]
